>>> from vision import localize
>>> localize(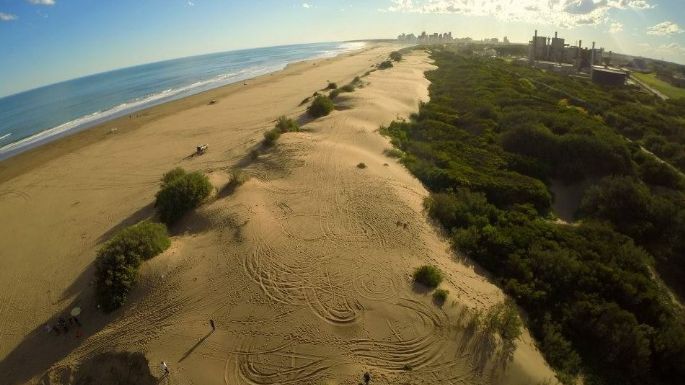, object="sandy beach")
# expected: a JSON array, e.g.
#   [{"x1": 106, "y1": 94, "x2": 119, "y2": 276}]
[{"x1": 0, "y1": 44, "x2": 556, "y2": 385}]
